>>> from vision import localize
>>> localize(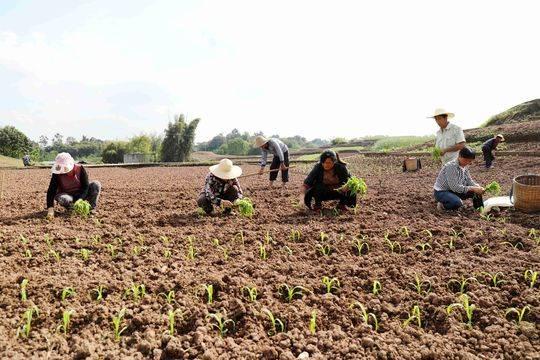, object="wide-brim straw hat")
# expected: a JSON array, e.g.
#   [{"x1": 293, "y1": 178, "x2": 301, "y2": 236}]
[
  {"x1": 254, "y1": 135, "x2": 269, "y2": 148},
  {"x1": 427, "y1": 108, "x2": 455, "y2": 119},
  {"x1": 209, "y1": 159, "x2": 242, "y2": 180},
  {"x1": 51, "y1": 152, "x2": 75, "y2": 174},
  {"x1": 496, "y1": 134, "x2": 505, "y2": 142}
]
